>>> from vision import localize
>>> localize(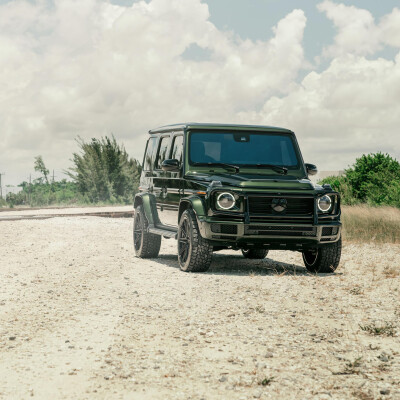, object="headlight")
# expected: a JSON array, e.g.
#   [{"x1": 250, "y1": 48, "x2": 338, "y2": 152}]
[
  {"x1": 318, "y1": 195, "x2": 332, "y2": 212},
  {"x1": 216, "y1": 192, "x2": 236, "y2": 210}
]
